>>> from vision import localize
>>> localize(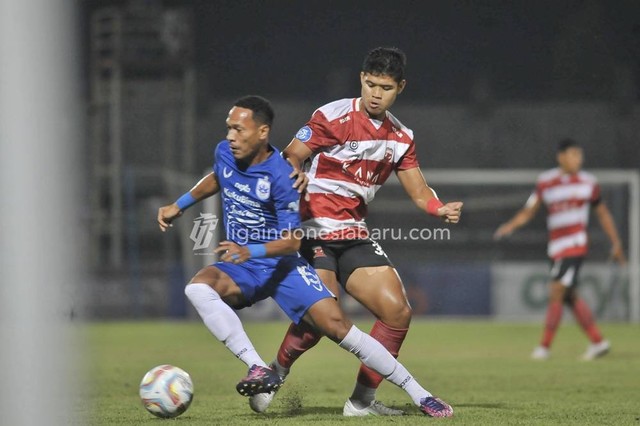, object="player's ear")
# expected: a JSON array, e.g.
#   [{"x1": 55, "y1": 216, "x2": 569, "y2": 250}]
[
  {"x1": 397, "y1": 79, "x2": 407, "y2": 94},
  {"x1": 258, "y1": 124, "x2": 270, "y2": 140}
]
